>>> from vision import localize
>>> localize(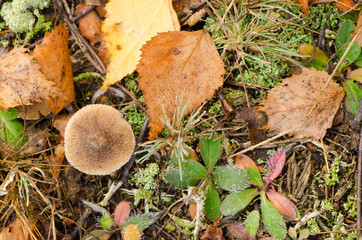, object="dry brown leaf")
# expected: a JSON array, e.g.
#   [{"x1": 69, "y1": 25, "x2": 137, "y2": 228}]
[
  {"x1": 101, "y1": 0, "x2": 180, "y2": 89},
  {"x1": 258, "y1": 68, "x2": 344, "y2": 140},
  {"x1": 0, "y1": 47, "x2": 61, "y2": 110},
  {"x1": 44, "y1": 140, "x2": 65, "y2": 179},
  {"x1": 201, "y1": 222, "x2": 225, "y2": 240},
  {"x1": 333, "y1": 0, "x2": 358, "y2": 12},
  {"x1": 16, "y1": 102, "x2": 51, "y2": 120},
  {"x1": 173, "y1": 0, "x2": 207, "y2": 27},
  {"x1": 137, "y1": 30, "x2": 225, "y2": 139},
  {"x1": 0, "y1": 219, "x2": 32, "y2": 240},
  {"x1": 54, "y1": 114, "x2": 73, "y2": 137},
  {"x1": 76, "y1": 3, "x2": 103, "y2": 46},
  {"x1": 32, "y1": 23, "x2": 75, "y2": 115}
]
